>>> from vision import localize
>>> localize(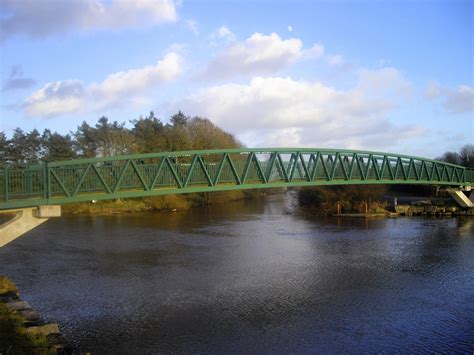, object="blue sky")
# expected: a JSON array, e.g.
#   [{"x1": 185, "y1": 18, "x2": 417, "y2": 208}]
[{"x1": 1, "y1": 0, "x2": 472, "y2": 158}]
